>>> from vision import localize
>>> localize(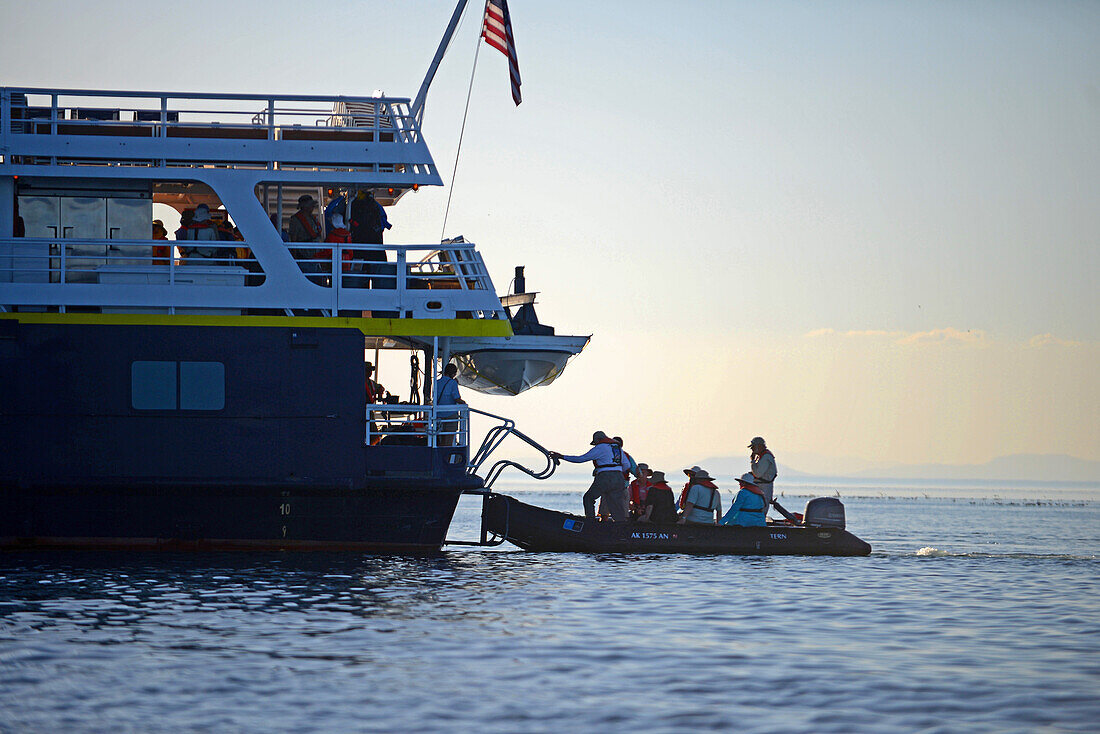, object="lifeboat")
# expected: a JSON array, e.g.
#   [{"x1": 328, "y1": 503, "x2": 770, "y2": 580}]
[{"x1": 451, "y1": 267, "x2": 590, "y2": 396}]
